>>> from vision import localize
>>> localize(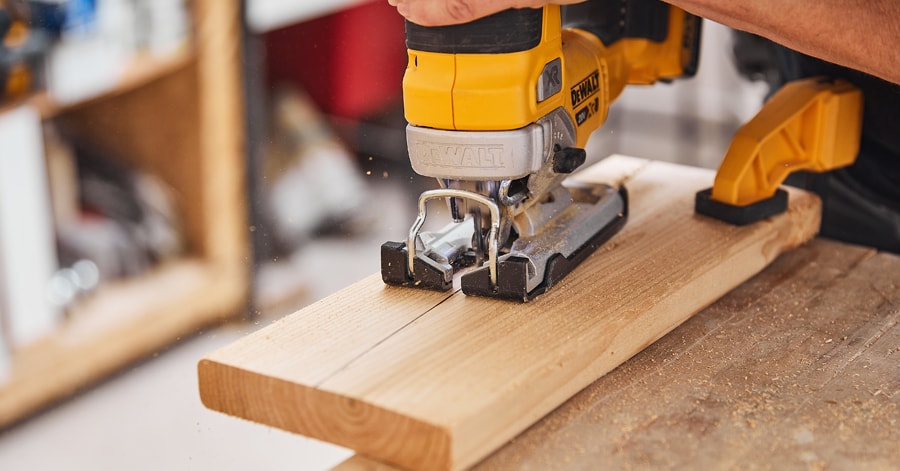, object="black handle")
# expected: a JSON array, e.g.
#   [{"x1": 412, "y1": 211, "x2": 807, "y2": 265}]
[
  {"x1": 563, "y1": 0, "x2": 702, "y2": 77},
  {"x1": 405, "y1": 8, "x2": 543, "y2": 54},
  {"x1": 562, "y1": 0, "x2": 671, "y2": 46}
]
